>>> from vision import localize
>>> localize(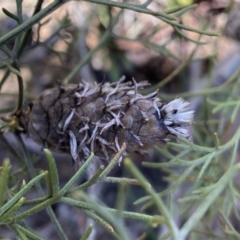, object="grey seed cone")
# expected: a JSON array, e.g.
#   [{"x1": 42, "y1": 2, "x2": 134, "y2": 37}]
[{"x1": 28, "y1": 78, "x2": 194, "y2": 163}]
